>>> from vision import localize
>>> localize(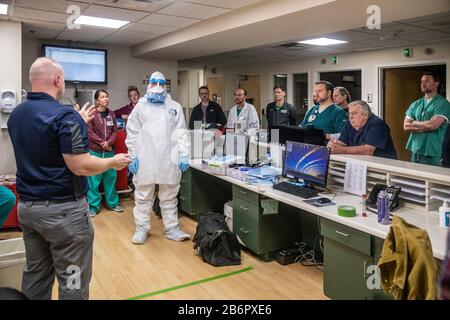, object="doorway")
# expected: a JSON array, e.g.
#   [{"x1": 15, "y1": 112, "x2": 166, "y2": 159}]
[
  {"x1": 382, "y1": 64, "x2": 447, "y2": 161},
  {"x1": 319, "y1": 70, "x2": 362, "y2": 101},
  {"x1": 239, "y1": 75, "x2": 261, "y2": 115},
  {"x1": 206, "y1": 77, "x2": 225, "y2": 108}
]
